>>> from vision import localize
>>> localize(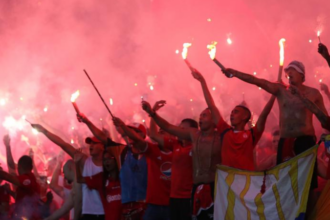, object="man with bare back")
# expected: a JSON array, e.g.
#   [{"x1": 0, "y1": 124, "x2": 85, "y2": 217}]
[{"x1": 223, "y1": 60, "x2": 329, "y2": 188}]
